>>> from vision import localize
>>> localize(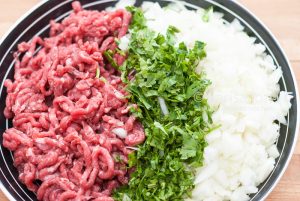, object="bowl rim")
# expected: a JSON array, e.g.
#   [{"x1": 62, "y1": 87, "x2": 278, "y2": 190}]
[
  {"x1": 0, "y1": 2, "x2": 52, "y2": 200},
  {"x1": 0, "y1": 0, "x2": 298, "y2": 201}
]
